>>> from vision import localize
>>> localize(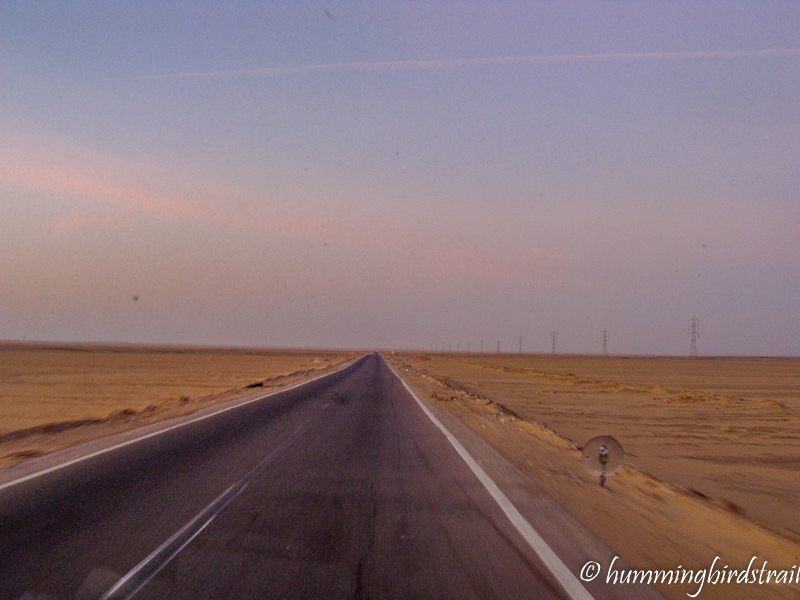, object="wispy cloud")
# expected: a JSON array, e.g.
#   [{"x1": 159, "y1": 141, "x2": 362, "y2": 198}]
[
  {"x1": 58, "y1": 176, "x2": 221, "y2": 222},
  {"x1": 1, "y1": 141, "x2": 578, "y2": 286},
  {"x1": 0, "y1": 151, "x2": 219, "y2": 223},
  {"x1": 46, "y1": 214, "x2": 132, "y2": 232},
  {"x1": 145, "y1": 48, "x2": 800, "y2": 80},
  {"x1": 0, "y1": 146, "x2": 368, "y2": 245}
]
